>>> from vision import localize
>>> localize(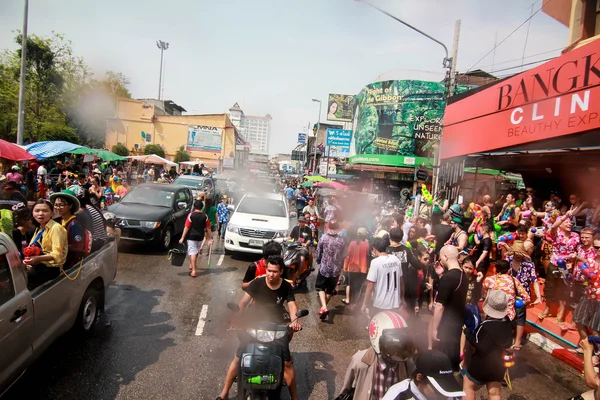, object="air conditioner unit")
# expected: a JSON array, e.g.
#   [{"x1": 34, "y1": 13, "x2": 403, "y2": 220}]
[
  {"x1": 117, "y1": 142, "x2": 124, "y2": 146},
  {"x1": 134, "y1": 144, "x2": 141, "y2": 149}
]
